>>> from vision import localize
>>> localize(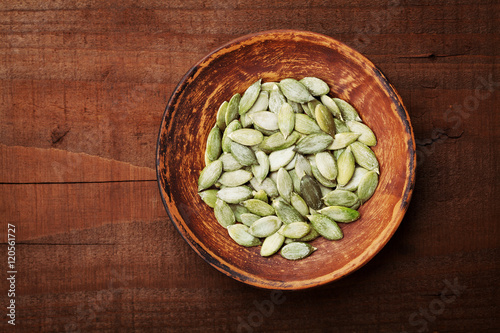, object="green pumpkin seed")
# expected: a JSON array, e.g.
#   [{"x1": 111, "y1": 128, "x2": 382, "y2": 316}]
[
  {"x1": 279, "y1": 222, "x2": 311, "y2": 239},
  {"x1": 253, "y1": 189, "x2": 268, "y2": 203},
  {"x1": 300, "y1": 77, "x2": 330, "y2": 96},
  {"x1": 323, "y1": 189, "x2": 359, "y2": 207},
  {"x1": 315, "y1": 151, "x2": 338, "y2": 181},
  {"x1": 336, "y1": 167, "x2": 369, "y2": 191},
  {"x1": 260, "y1": 231, "x2": 286, "y2": 257},
  {"x1": 239, "y1": 79, "x2": 261, "y2": 115},
  {"x1": 222, "y1": 119, "x2": 242, "y2": 153},
  {"x1": 230, "y1": 204, "x2": 250, "y2": 223},
  {"x1": 198, "y1": 189, "x2": 218, "y2": 208},
  {"x1": 301, "y1": 102, "x2": 314, "y2": 118},
  {"x1": 280, "y1": 242, "x2": 316, "y2": 260},
  {"x1": 315, "y1": 104, "x2": 336, "y2": 137},
  {"x1": 289, "y1": 169, "x2": 302, "y2": 193},
  {"x1": 251, "y1": 150, "x2": 269, "y2": 184},
  {"x1": 240, "y1": 212, "x2": 261, "y2": 227},
  {"x1": 319, "y1": 184, "x2": 334, "y2": 198},
  {"x1": 278, "y1": 103, "x2": 295, "y2": 139},
  {"x1": 249, "y1": 177, "x2": 279, "y2": 198},
  {"x1": 307, "y1": 99, "x2": 321, "y2": 119},
  {"x1": 356, "y1": 170, "x2": 379, "y2": 203},
  {"x1": 294, "y1": 133, "x2": 333, "y2": 155},
  {"x1": 272, "y1": 197, "x2": 305, "y2": 224},
  {"x1": 349, "y1": 141, "x2": 380, "y2": 173},
  {"x1": 214, "y1": 198, "x2": 236, "y2": 227},
  {"x1": 242, "y1": 199, "x2": 275, "y2": 216},
  {"x1": 269, "y1": 85, "x2": 287, "y2": 113},
  {"x1": 261, "y1": 82, "x2": 278, "y2": 92},
  {"x1": 333, "y1": 118, "x2": 350, "y2": 133},
  {"x1": 220, "y1": 153, "x2": 243, "y2": 172},
  {"x1": 249, "y1": 111, "x2": 279, "y2": 131},
  {"x1": 227, "y1": 224, "x2": 261, "y2": 247},
  {"x1": 349, "y1": 198, "x2": 361, "y2": 210},
  {"x1": 328, "y1": 132, "x2": 361, "y2": 150},
  {"x1": 290, "y1": 192, "x2": 309, "y2": 216},
  {"x1": 300, "y1": 175, "x2": 323, "y2": 210},
  {"x1": 308, "y1": 156, "x2": 337, "y2": 188},
  {"x1": 307, "y1": 214, "x2": 343, "y2": 240},
  {"x1": 346, "y1": 120, "x2": 377, "y2": 146},
  {"x1": 249, "y1": 216, "x2": 282, "y2": 238},
  {"x1": 216, "y1": 101, "x2": 228, "y2": 131},
  {"x1": 294, "y1": 113, "x2": 322, "y2": 135},
  {"x1": 225, "y1": 93, "x2": 241, "y2": 126},
  {"x1": 198, "y1": 159, "x2": 223, "y2": 191},
  {"x1": 247, "y1": 90, "x2": 269, "y2": 113},
  {"x1": 230, "y1": 141, "x2": 258, "y2": 166},
  {"x1": 259, "y1": 131, "x2": 301, "y2": 153},
  {"x1": 296, "y1": 225, "x2": 321, "y2": 242},
  {"x1": 218, "y1": 169, "x2": 253, "y2": 187},
  {"x1": 279, "y1": 78, "x2": 315, "y2": 103},
  {"x1": 205, "y1": 126, "x2": 222, "y2": 162},
  {"x1": 277, "y1": 168, "x2": 293, "y2": 203},
  {"x1": 229, "y1": 128, "x2": 264, "y2": 146},
  {"x1": 288, "y1": 100, "x2": 303, "y2": 113},
  {"x1": 217, "y1": 186, "x2": 253, "y2": 204},
  {"x1": 294, "y1": 154, "x2": 312, "y2": 179},
  {"x1": 337, "y1": 146, "x2": 355, "y2": 186},
  {"x1": 319, "y1": 206, "x2": 360, "y2": 223},
  {"x1": 284, "y1": 154, "x2": 297, "y2": 170},
  {"x1": 333, "y1": 148, "x2": 345, "y2": 160},
  {"x1": 333, "y1": 98, "x2": 362, "y2": 122},
  {"x1": 320, "y1": 94, "x2": 343, "y2": 120},
  {"x1": 269, "y1": 146, "x2": 296, "y2": 172}
]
